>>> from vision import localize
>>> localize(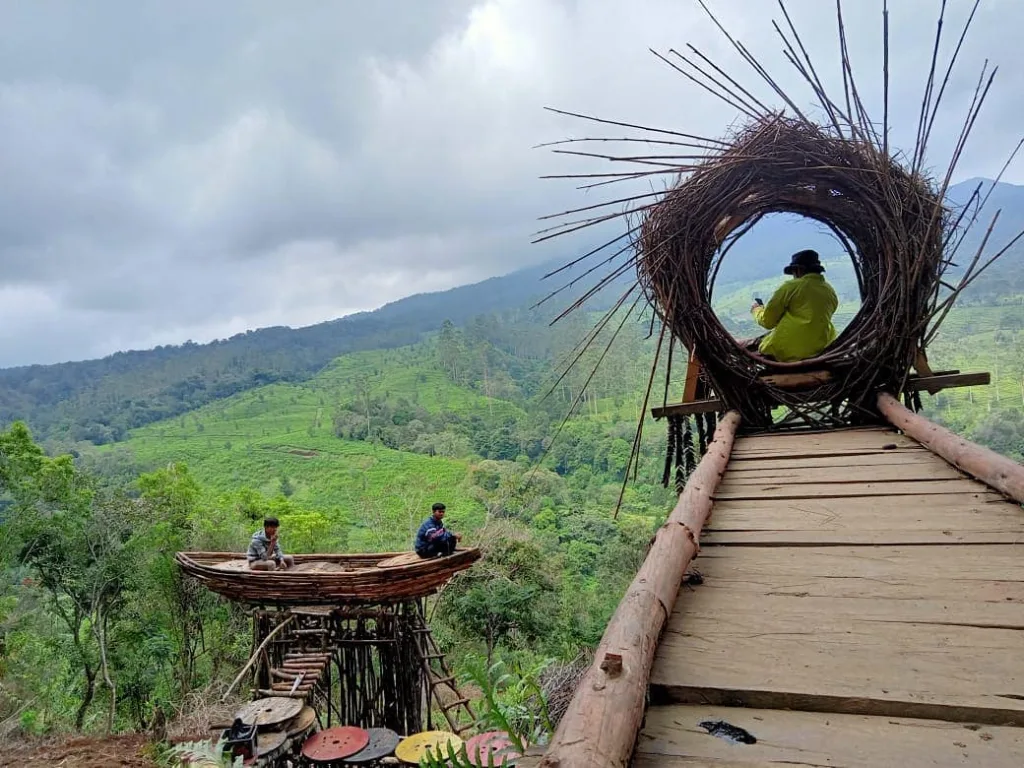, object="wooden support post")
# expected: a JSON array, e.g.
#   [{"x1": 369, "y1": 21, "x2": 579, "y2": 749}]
[
  {"x1": 914, "y1": 348, "x2": 935, "y2": 377},
  {"x1": 538, "y1": 411, "x2": 742, "y2": 768},
  {"x1": 877, "y1": 392, "x2": 1024, "y2": 504},
  {"x1": 682, "y1": 350, "x2": 702, "y2": 404}
]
